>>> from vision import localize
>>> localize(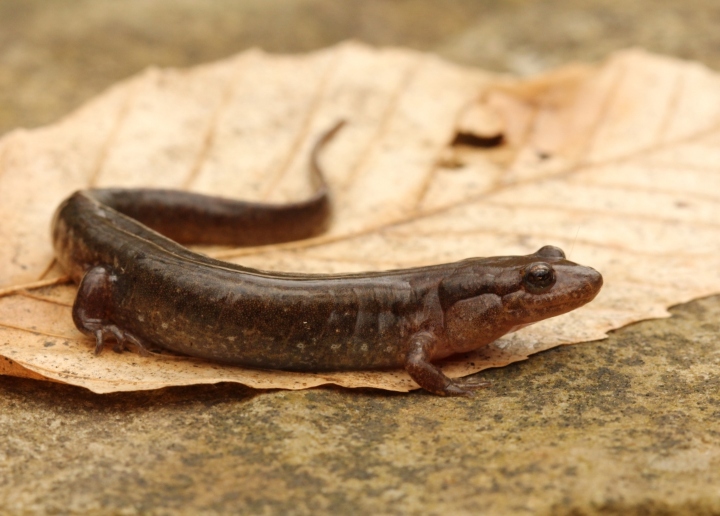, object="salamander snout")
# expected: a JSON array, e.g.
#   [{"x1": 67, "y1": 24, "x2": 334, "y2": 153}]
[{"x1": 581, "y1": 266, "x2": 603, "y2": 301}]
